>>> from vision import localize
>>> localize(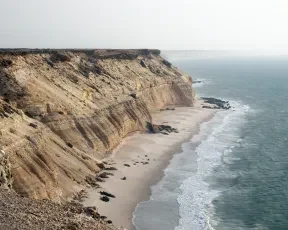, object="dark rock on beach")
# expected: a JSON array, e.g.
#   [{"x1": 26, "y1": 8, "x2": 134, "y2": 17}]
[
  {"x1": 100, "y1": 196, "x2": 110, "y2": 202},
  {"x1": 202, "y1": 105, "x2": 219, "y2": 109},
  {"x1": 161, "y1": 131, "x2": 169, "y2": 135},
  {"x1": 96, "y1": 177, "x2": 105, "y2": 182},
  {"x1": 100, "y1": 191, "x2": 115, "y2": 198},
  {"x1": 105, "y1": 167, "x2": 117, "y2": 171},
  {"x1": 160, "y1": 108, "x2": 175, "y2": 111},
  {"x1": 146, "y1": 122, "x2": 179, "y2": 134},
  {"x1": 96, "y1": 162, "x2": 105, "y2": 169},
  {"x1": 98, "y1": 172, "x2": 112, "y2": 179}
]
